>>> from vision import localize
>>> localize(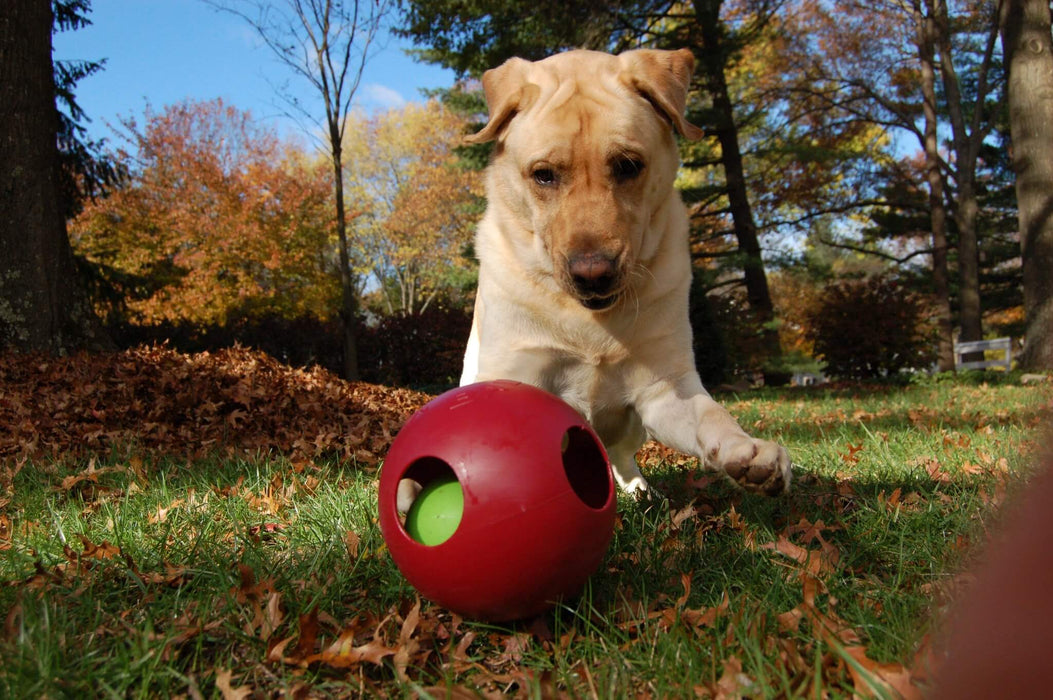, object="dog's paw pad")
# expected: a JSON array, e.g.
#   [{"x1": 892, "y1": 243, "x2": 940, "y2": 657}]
[{"x1": 717, "y1": 440, "x2": 791, "y2": 496}]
